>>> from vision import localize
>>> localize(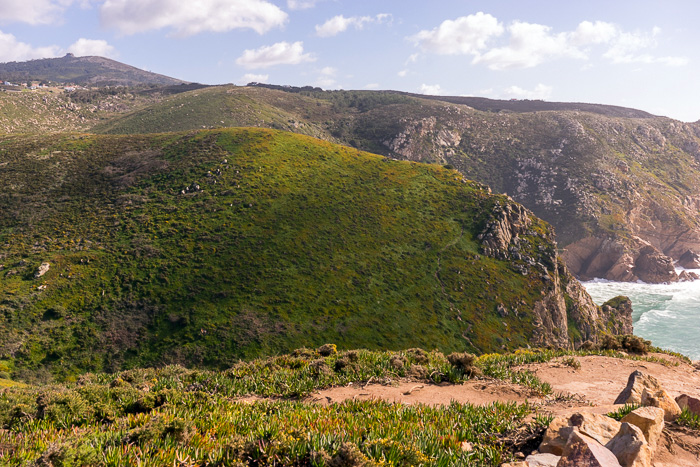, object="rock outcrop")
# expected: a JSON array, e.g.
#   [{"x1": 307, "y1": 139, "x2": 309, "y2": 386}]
[
  {"x1": 524, "y1": 373, "x2": 686, "y2": 467},
  {"x1": 614, "y1": 371, "x2": 681, "y2": 420},
  {"x1": 477, "y1": 198, "x2": 632, "y2": 348}
]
